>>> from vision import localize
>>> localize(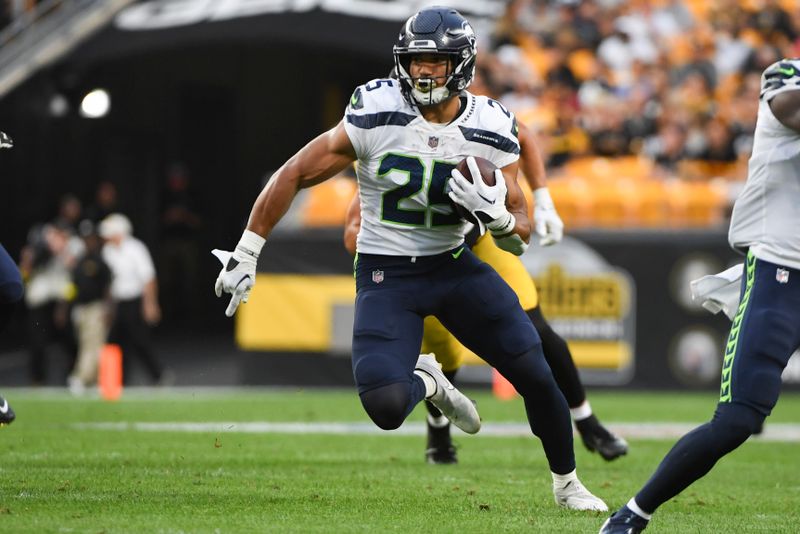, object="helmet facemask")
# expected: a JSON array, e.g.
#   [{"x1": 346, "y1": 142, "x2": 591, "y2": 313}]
[
  {"x1": 395, "y1": 53, "x2": 454, "y2": 106},
  {"x1": 393, "y1": 8, "x2": 477, "y2": 108}
]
